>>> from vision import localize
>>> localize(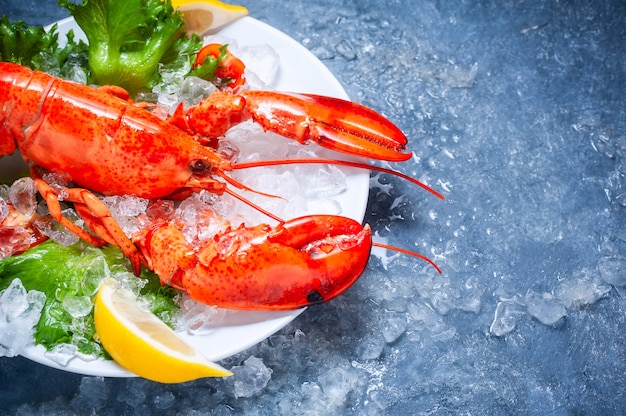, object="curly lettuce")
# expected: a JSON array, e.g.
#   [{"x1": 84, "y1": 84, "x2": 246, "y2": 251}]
[
  {"x1": 58, "y1": 0, "x2": 207, "y2": 95},
  {"x1": 0, "y1": 15, "x2": 88, "y2": 79}
]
